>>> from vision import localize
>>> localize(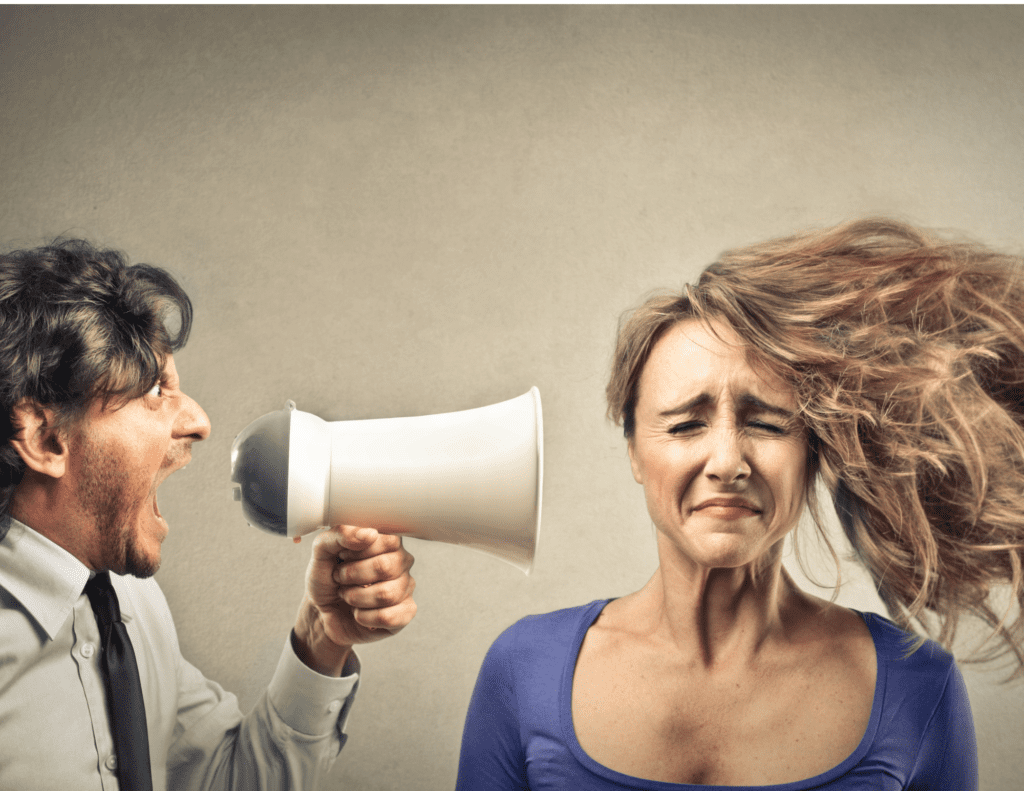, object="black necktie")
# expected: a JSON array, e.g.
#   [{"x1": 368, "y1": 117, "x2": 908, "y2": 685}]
[{"x1": 84, "y1": 572, "x2": 154, "y2": 791}]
